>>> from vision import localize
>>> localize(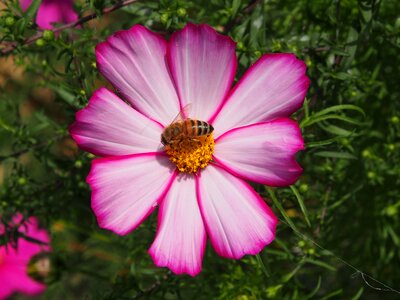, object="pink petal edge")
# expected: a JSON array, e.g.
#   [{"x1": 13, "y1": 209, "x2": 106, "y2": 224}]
[
  {"x1": 196, "y1": 164, "x2": 278, "y2": 259},
  {"x1": 95, "y1": 25, "x2": 180, "y2": 126},
  {"x1": 87, "y1": 152, "x2": 176, "y2": 235},
  {"x1": 0, "y1": 215, "x2": 50, "y2": 299},
  {"x1": 69, "y1": 87, "x2": 164, "y2": 157},
  {"x1": 167, "y1": 23, "x2": 237, "y2": 121},
  {"x1": 213, "y1": 118, "x2": 304, "y2": 187},
  {"x1": 149, "y1": 174, "x2": 206, "y2": 276},
  {"x1": 36, "y1": 0, "x2": 78, "y2": 30},
  {"x1": 211, "y1": 53, "x2": 310, "y2": 138}
]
